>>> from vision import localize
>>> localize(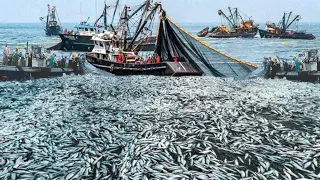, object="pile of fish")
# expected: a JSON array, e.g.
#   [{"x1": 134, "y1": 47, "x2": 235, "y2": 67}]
[{"x1": 0, "y1": 75, "x2": 319, "y2": 179}]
